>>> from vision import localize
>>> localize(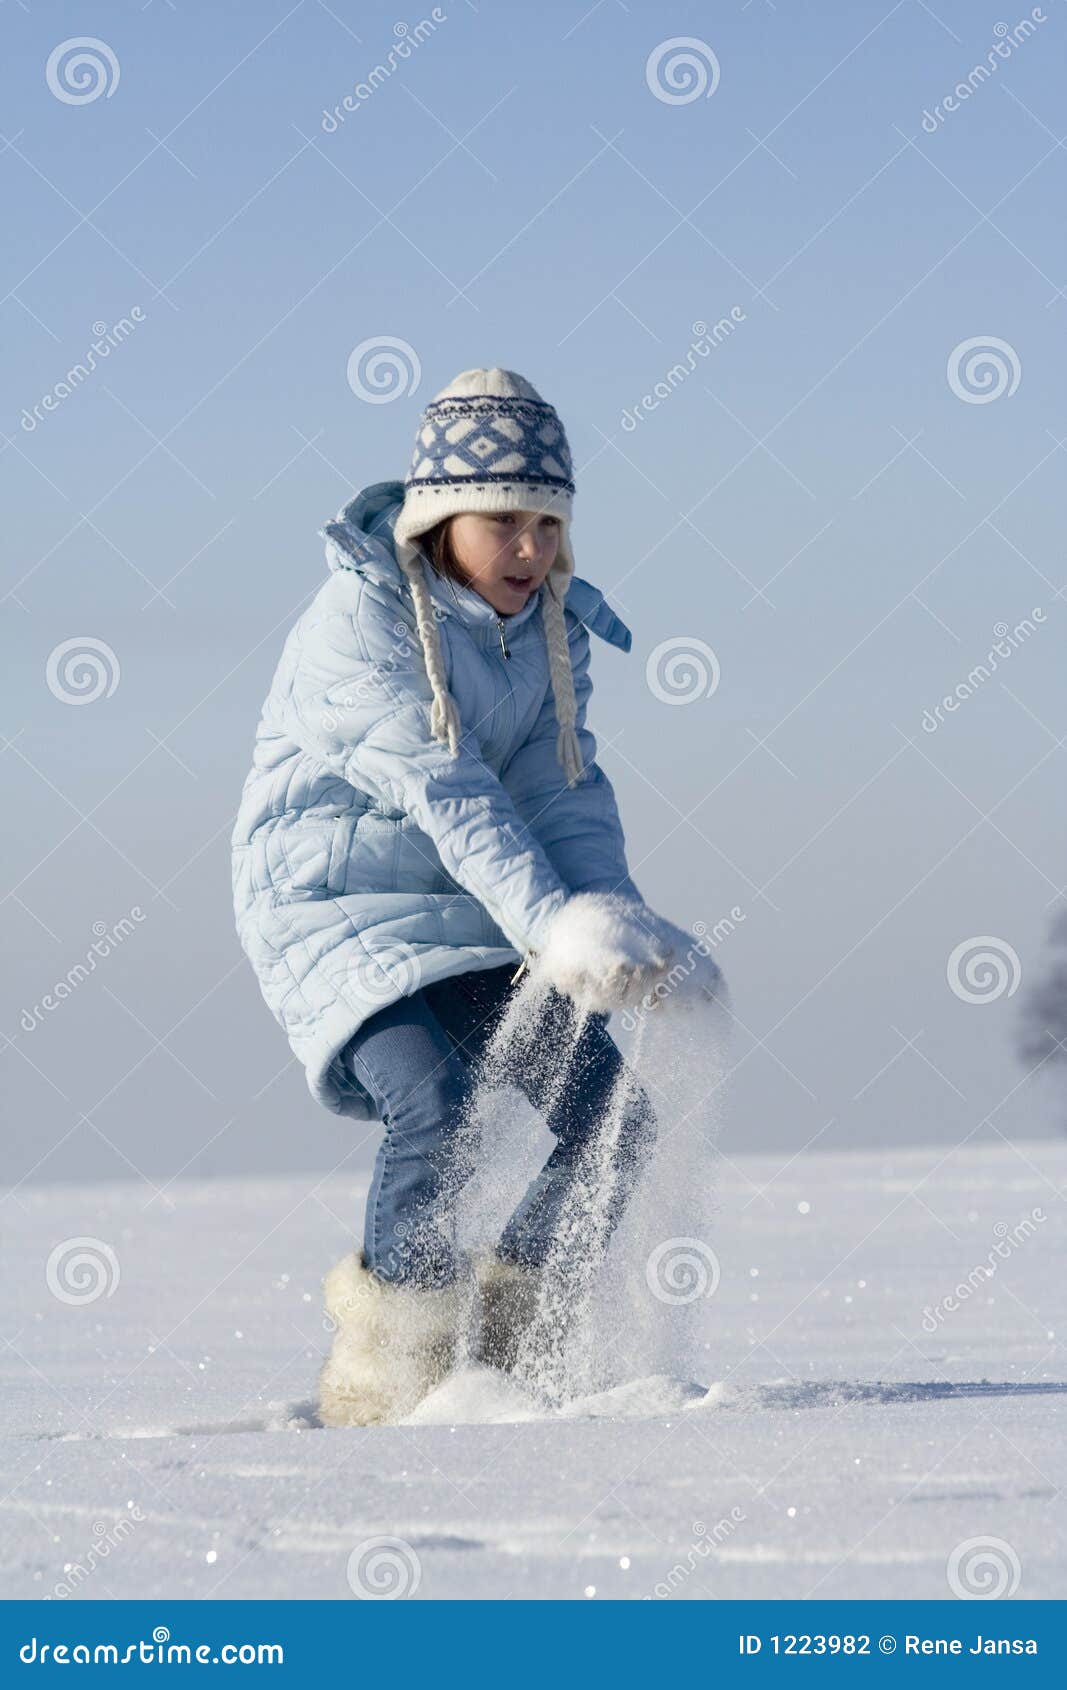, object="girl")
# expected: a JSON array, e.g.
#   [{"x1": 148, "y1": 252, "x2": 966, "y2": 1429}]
[{"x1": 231, "y1": 367, "x2": 724, "y2": 1425}]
